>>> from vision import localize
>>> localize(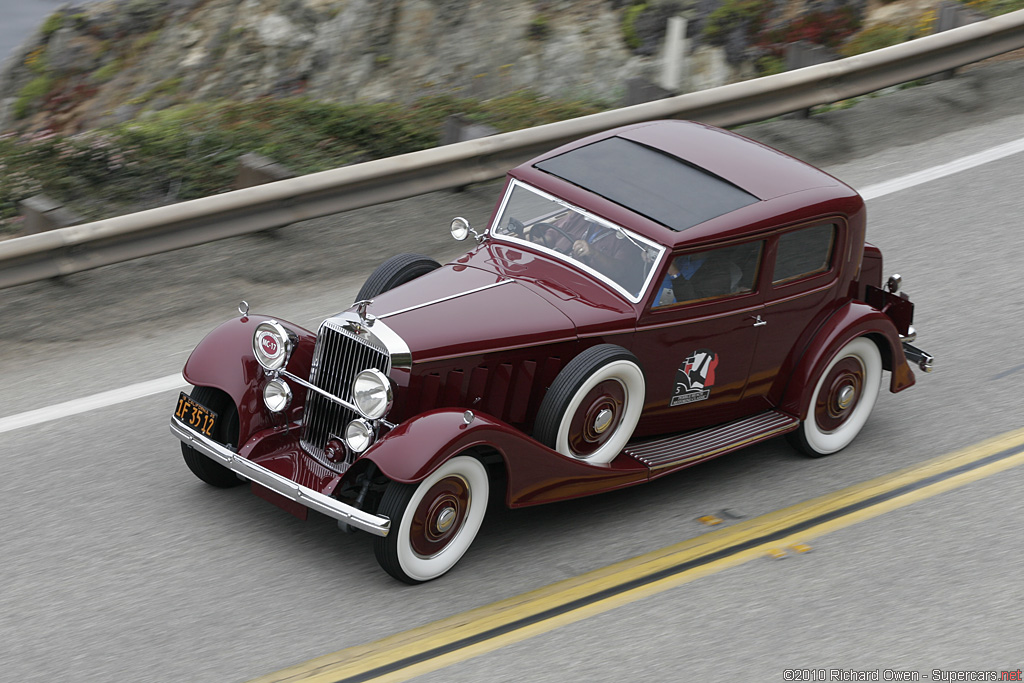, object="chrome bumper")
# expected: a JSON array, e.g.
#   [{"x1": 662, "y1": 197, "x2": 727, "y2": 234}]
[
  {"x1": 170, "y1": 417, "x2": 390, "y2": 537},
  {"x1": 902, "y1": 341, "x2": 934, "y2": 373}
]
